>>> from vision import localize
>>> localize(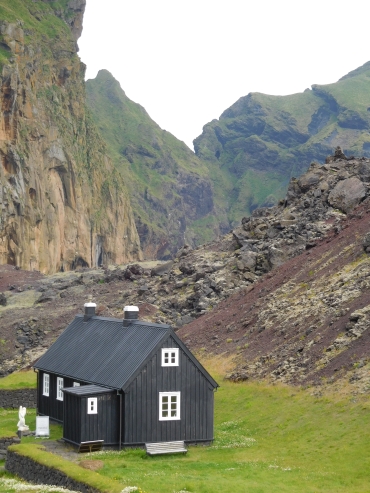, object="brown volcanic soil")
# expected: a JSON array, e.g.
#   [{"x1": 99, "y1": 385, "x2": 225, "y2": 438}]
[
  {"x1": 0, "y1": 265, "x2": 44, "y2": 292},
  {"x1": 178, "y1": 201, "x2": 370, "y2": 391}
]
